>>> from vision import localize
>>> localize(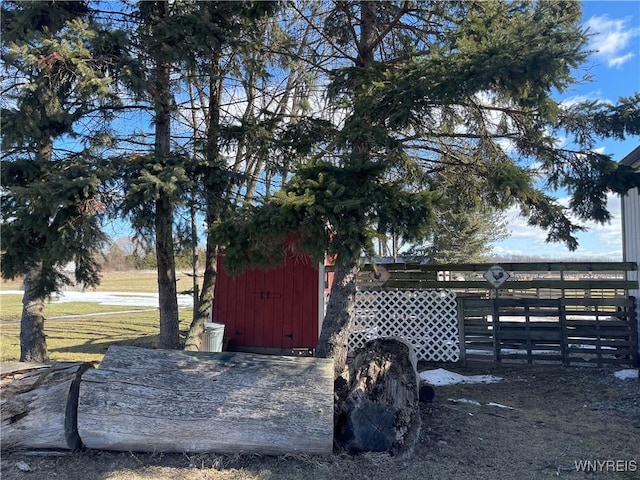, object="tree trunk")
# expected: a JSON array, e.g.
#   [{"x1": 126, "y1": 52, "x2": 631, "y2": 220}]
[
  {"x1": 19, "y1": 268, "x2": 49, "y2": 362},
  {"x1": 184, "y1": 242, "x2": 218, "y2": 351},
  {"x1": 336, "y1": 337, "x2": 421, "y2": 458},
  {"x1": 184, "y1": 57, "x2": 223, "y2": 352},
  {"x1": 190, "y1": 189, "x2": 200, "y2": 317},
  {"x1": 19, "y1": 138, "x2": 54, "y2": 362},
  {"x1": 77, "y1": 346, "x2": 334, "y2": 454},
  {"x1": 156, "y1": 195, "x2": 180, "y2": 349},
  {"x1": 1, "y1": 362, "x2": 92, "y2": 450},
  {"x1": 316, "y1": 261, "x2": 360, "y2": 377},
  {"x1": 153, "y1": 0, "x2": 180, "y2": 350},
  {"x1": 314, "y1": 1, "x2": 378, "y2": 377}
]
